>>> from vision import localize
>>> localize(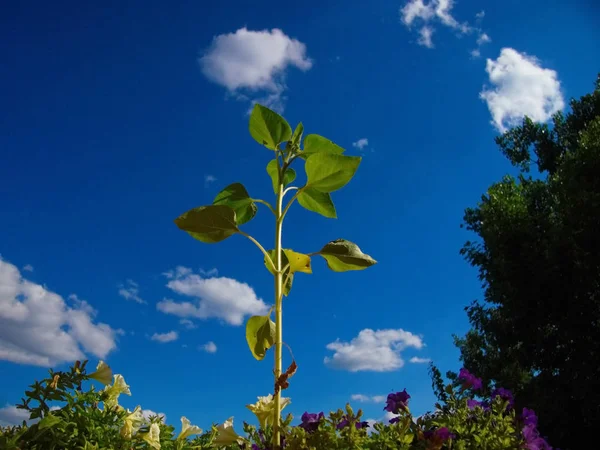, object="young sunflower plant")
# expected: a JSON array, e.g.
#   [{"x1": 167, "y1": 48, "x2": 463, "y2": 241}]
[{"x1": 173, "y1": 104, "x2": 377, "y2": 448}]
